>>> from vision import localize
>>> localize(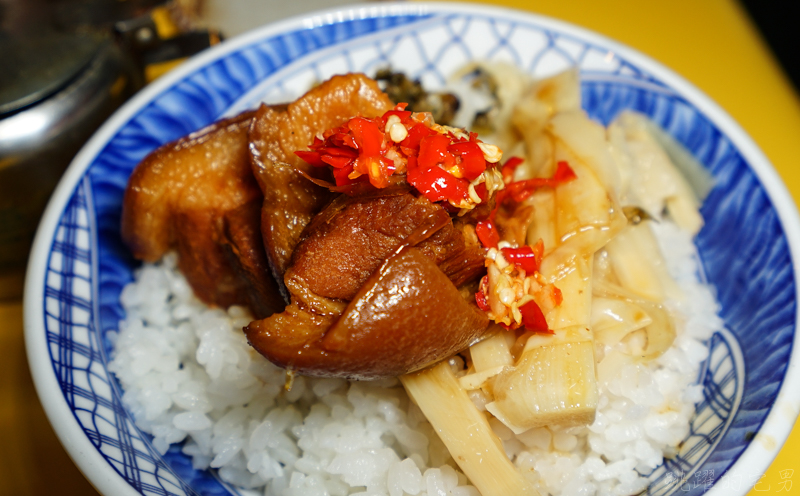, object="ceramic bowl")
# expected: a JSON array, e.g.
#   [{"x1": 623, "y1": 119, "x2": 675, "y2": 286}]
[{"x1": 24, "y1": 3, "x2": 800, "y2": 495}]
